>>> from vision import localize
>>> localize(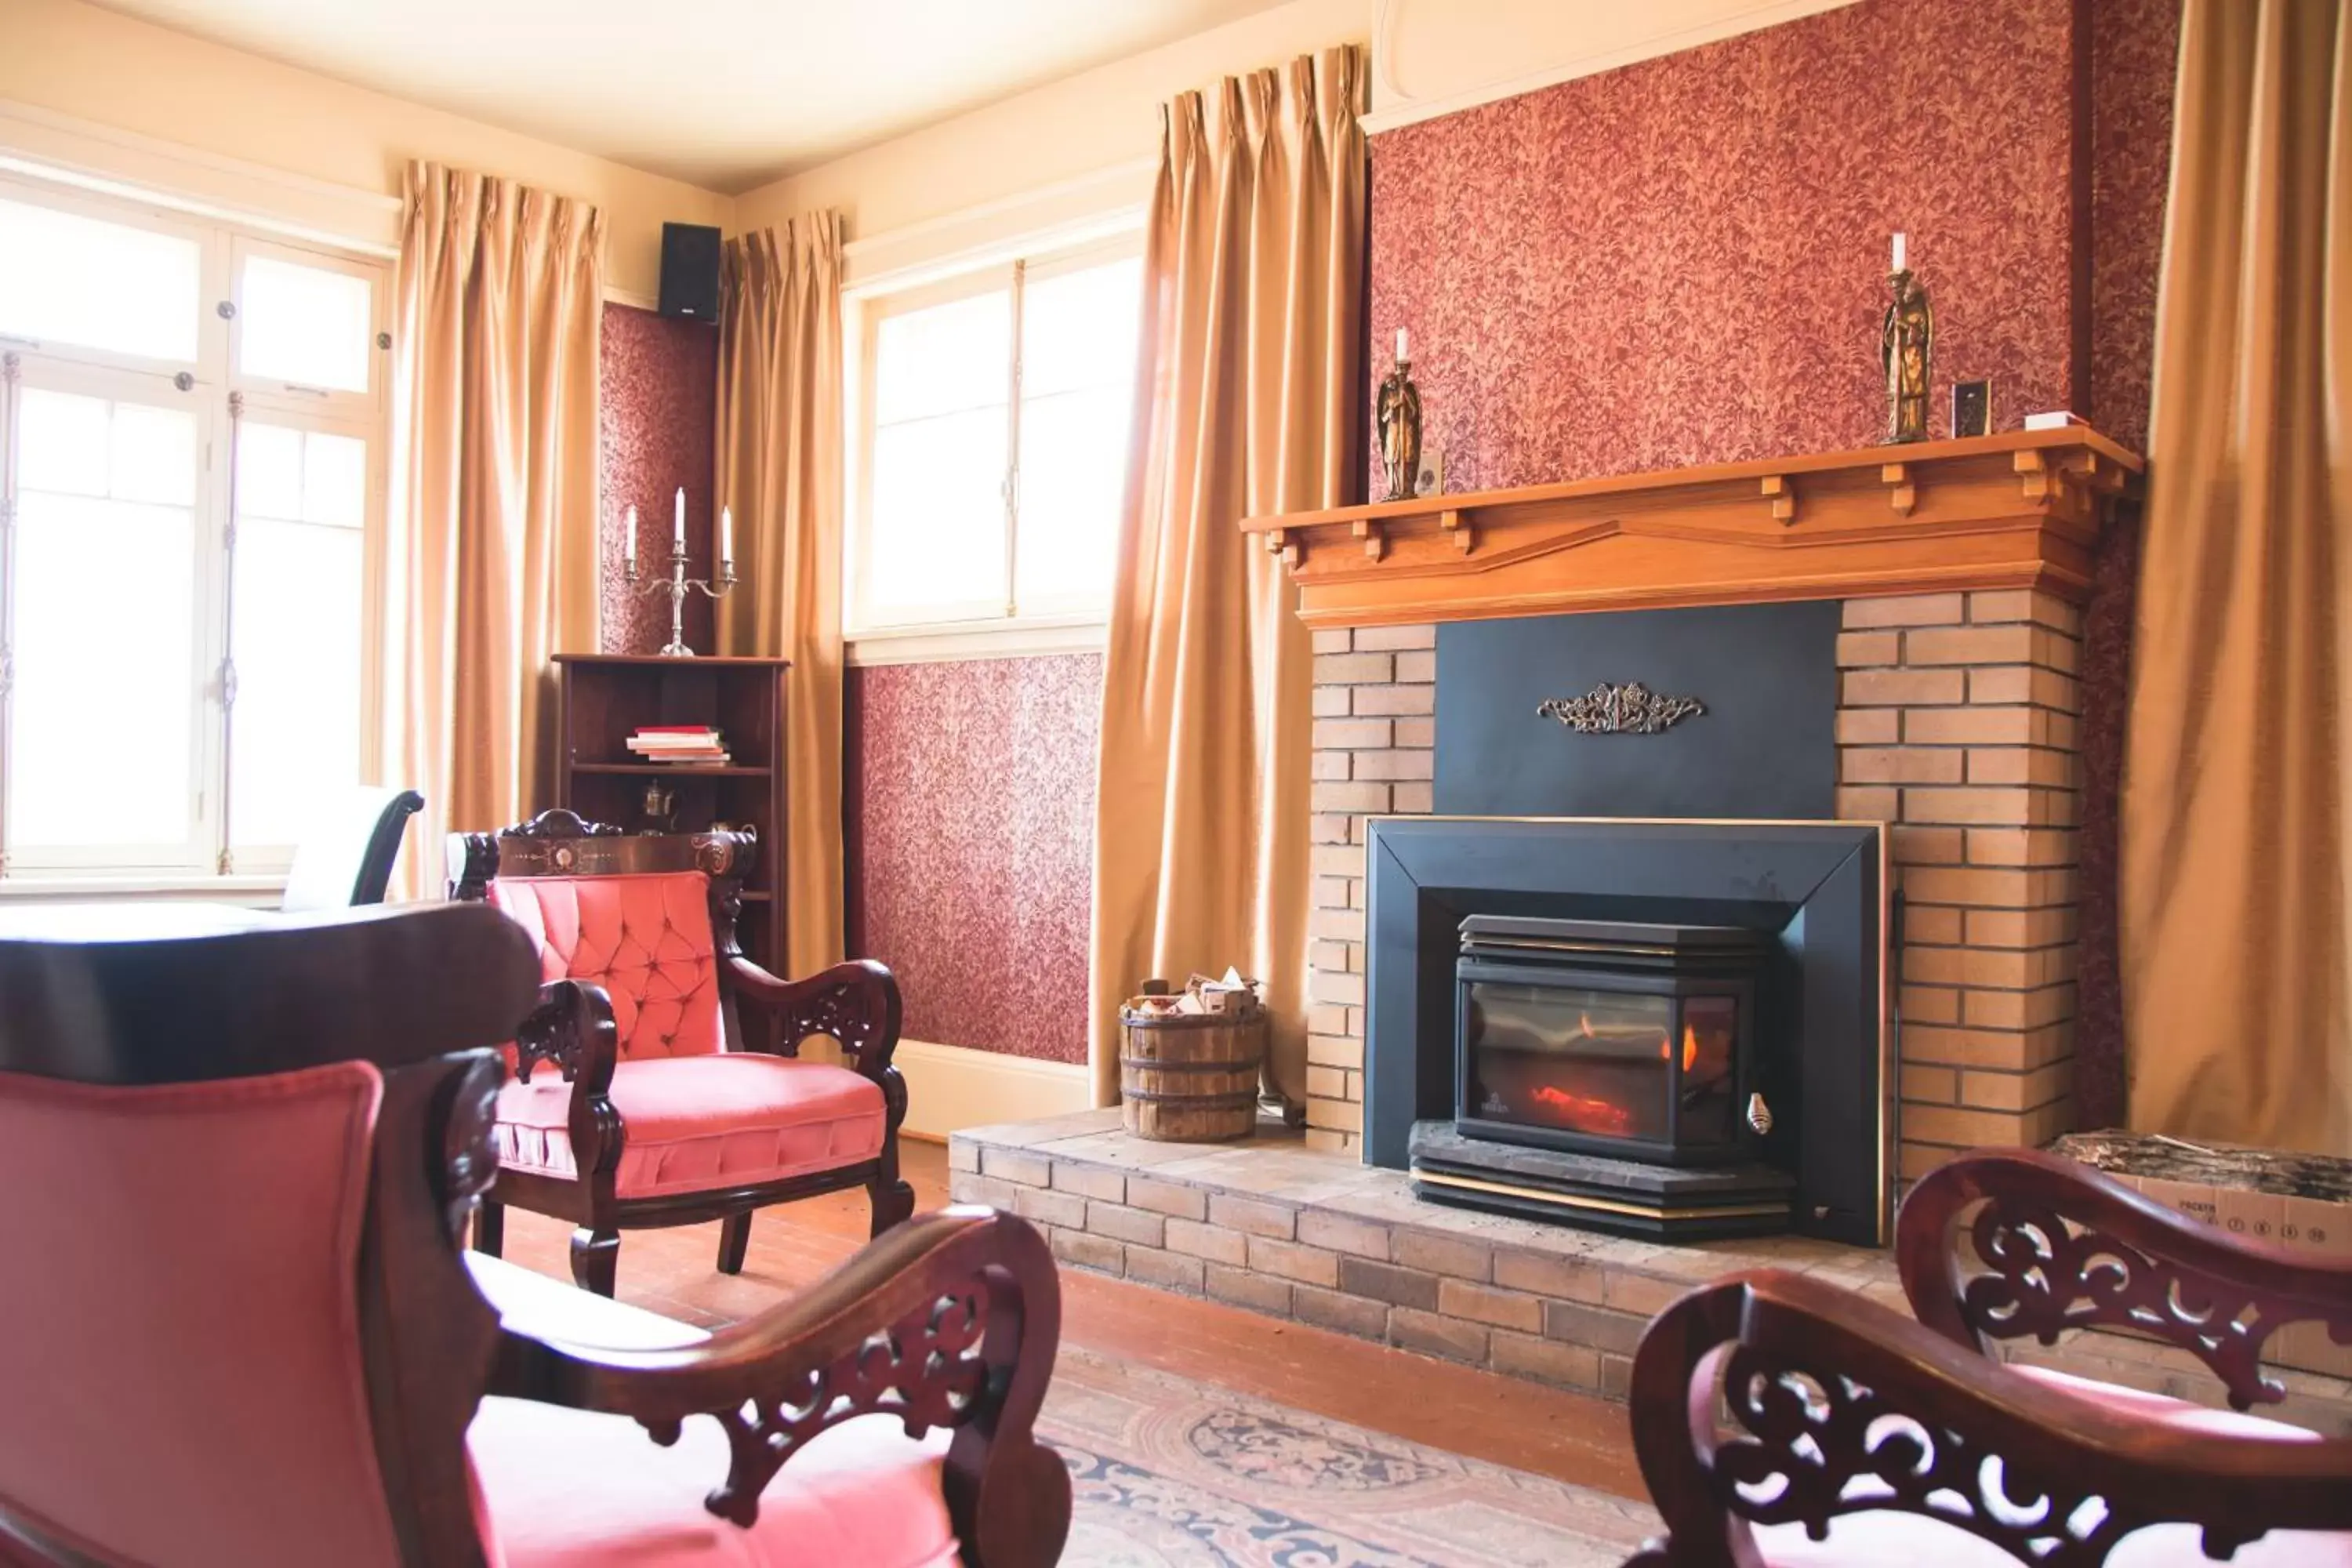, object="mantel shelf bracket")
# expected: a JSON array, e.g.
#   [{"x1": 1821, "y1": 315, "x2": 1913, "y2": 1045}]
[
  {"x1": 1881, "y1": 462, "x2": 1916, "y2": 516},
  {"x1": 2014, "y1": 448, "x2": 2053, "y2": 503},
  {"x1": 1437, "y1": 507, "x2": 1472, "y2": 554},
  {"x1": 1353, "y1": 517, "x2": 1386, "y2": 561},
  {"x1": 1761, "y1": 475, "x2": 1795, "y2": 525}
]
